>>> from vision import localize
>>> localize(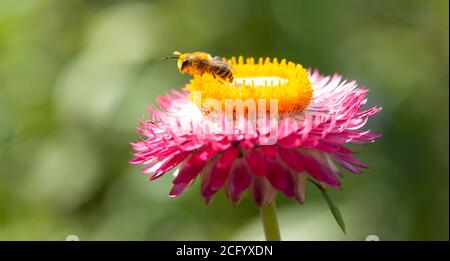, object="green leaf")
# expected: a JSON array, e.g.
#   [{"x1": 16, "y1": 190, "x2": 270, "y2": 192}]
[
  {"x1": 320, "y1": 189, "x2": 346, "y2": 234},
  {"x1": 309, "y1": 179, "x2": 346, "y2": 234}
]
